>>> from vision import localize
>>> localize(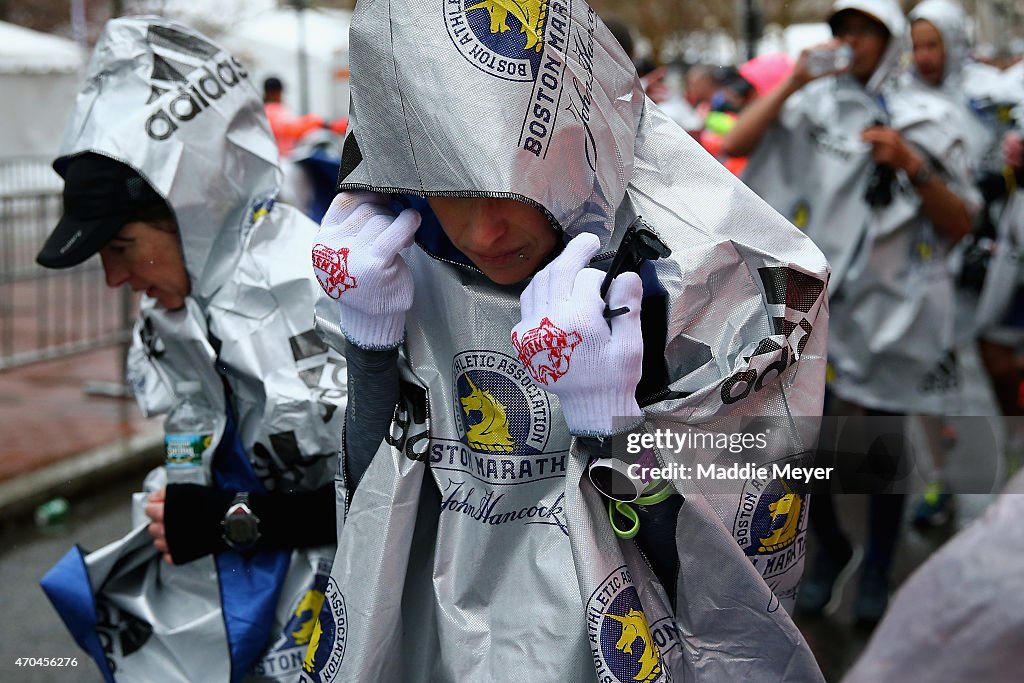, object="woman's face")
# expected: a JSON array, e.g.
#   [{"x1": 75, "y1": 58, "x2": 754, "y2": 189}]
[
  {"x1": 99, "y1": 220, "x2": 191, "y2": 309},
  {"x1": 426, "y1": 196, "x2": 560, "y2": 285},
  {"x1": 912, "y1": 20, "x2": 946, "y2": 86}
]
